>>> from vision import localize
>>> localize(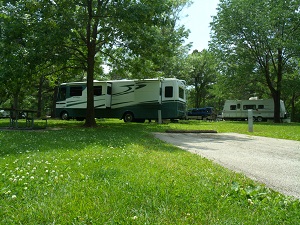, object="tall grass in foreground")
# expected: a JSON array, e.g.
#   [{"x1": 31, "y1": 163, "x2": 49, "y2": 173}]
[{"x1": 0, "y1": 119, "x2": 299, "y2": 224}]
